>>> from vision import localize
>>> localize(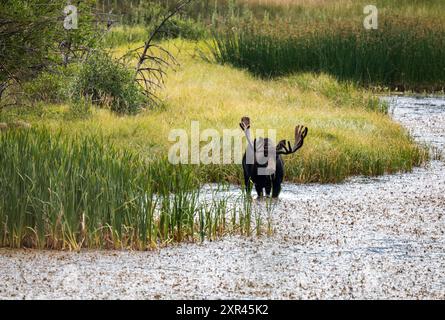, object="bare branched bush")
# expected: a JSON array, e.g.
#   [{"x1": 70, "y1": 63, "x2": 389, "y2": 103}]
[{"x1": 123, "y1": 0, "x2": 193, "y2": 106}]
